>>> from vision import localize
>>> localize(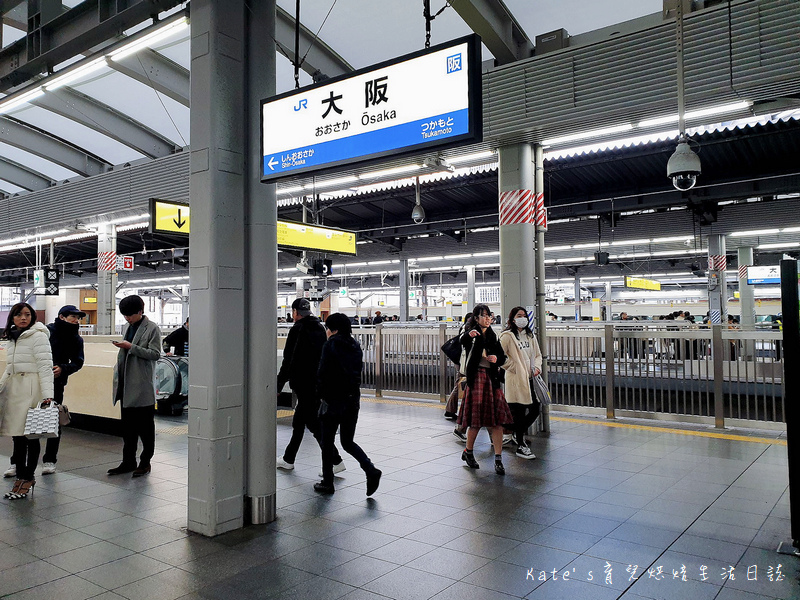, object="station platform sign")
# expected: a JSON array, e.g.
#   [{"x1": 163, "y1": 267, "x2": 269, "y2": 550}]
[
  {"x1": 261, "y1": 35, "x2": 482, "y2": 182},
  {"x1": 277, "y1": 221, "x2": 356, "y2": 255},
  {"x1": 625, "y1": 276, "x2": 662, "y2": 291}
]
